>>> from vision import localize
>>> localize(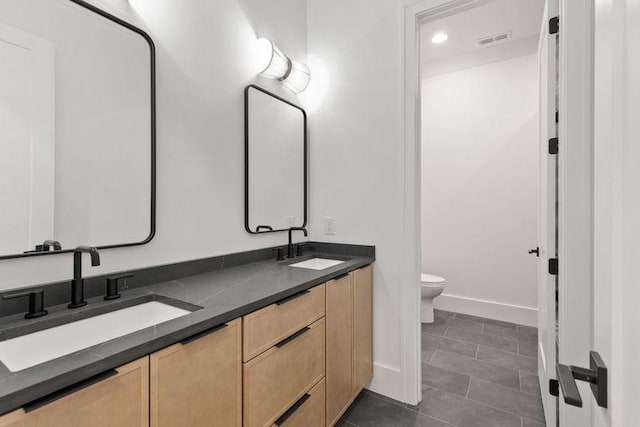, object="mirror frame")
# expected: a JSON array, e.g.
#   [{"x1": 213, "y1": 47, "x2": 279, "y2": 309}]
[
  {"x1": 0, "y1": 0, "x2": 156, "y2": 260},
  {"x1": 244, "y1": 85, "x2": 307, "y2": 234}
]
